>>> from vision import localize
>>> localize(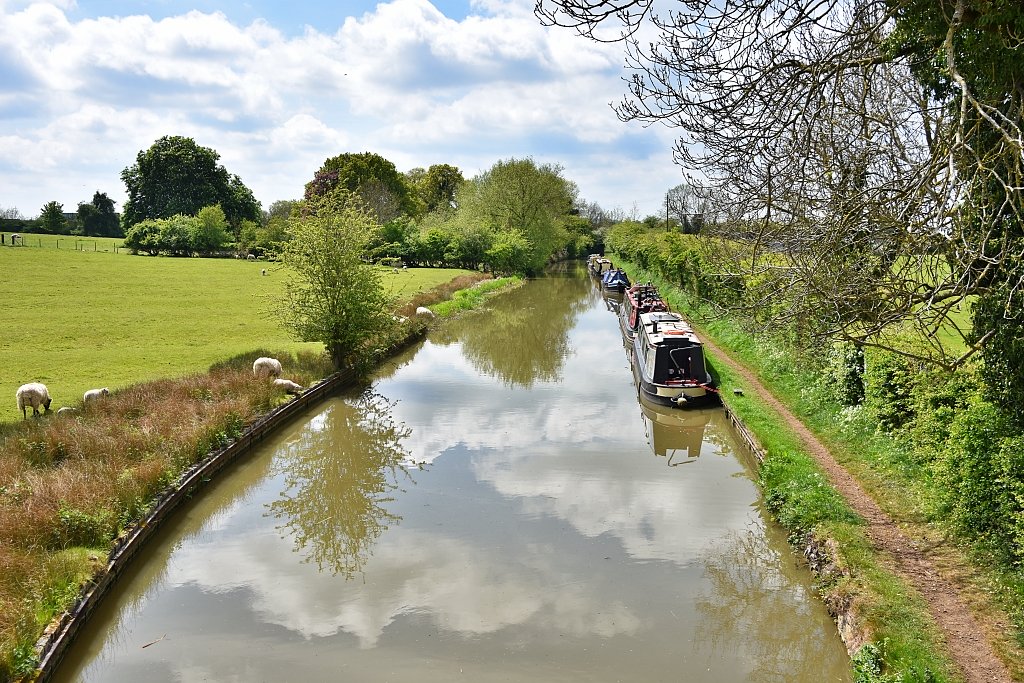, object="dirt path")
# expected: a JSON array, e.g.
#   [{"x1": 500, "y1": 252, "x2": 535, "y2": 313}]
[{"x1": 699, "y1": 336, "x2": 1012, "y2": 683}]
